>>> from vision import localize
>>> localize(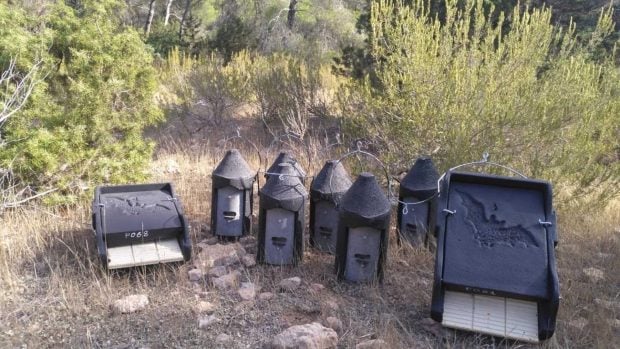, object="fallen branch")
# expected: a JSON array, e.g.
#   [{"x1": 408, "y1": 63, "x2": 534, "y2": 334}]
[{"x1": 1, "y1": 187, "x2": 58, "y2": 209}]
